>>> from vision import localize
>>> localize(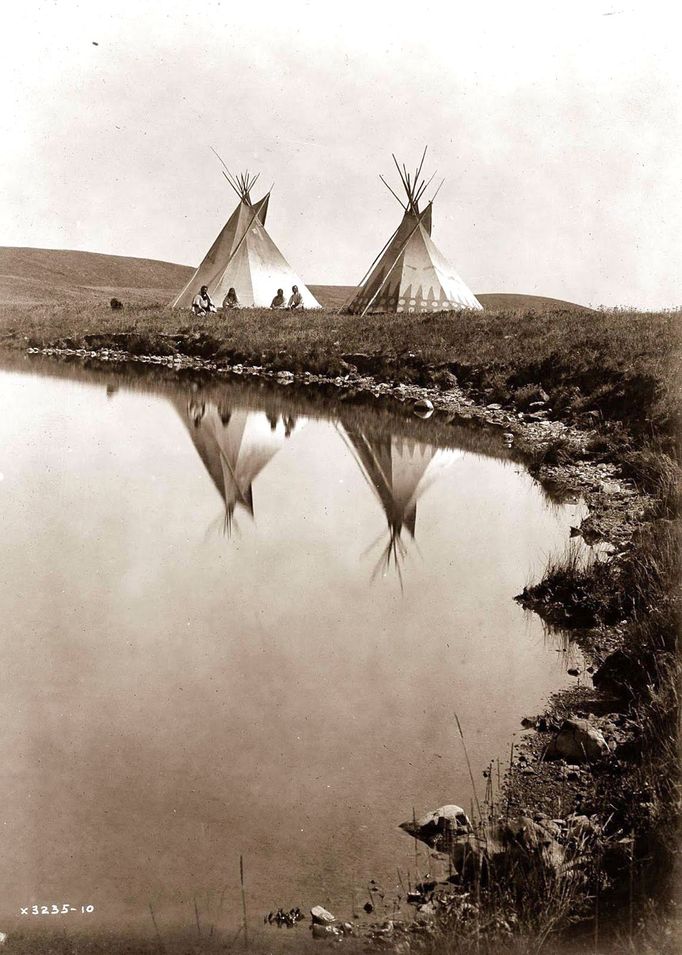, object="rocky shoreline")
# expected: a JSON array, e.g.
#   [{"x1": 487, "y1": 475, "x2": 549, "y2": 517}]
[
  {"x1": 23, "y1": 337, "x2": 677, "y2": 952},
  {"x1": 27, "y1": 337, "x2": 652, "y2": 546}
]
